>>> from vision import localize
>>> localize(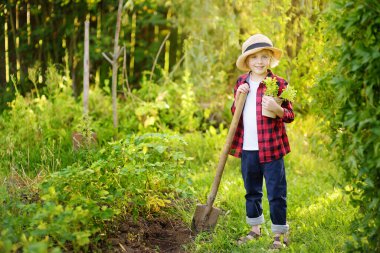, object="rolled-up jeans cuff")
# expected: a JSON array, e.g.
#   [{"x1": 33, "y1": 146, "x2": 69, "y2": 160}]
[
  {"x1": 246, "y1": 214, "x2": 264, "y2": 226},
  {"x1": 271, "y1": 224, "x2": 289, "y2": 234}
]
